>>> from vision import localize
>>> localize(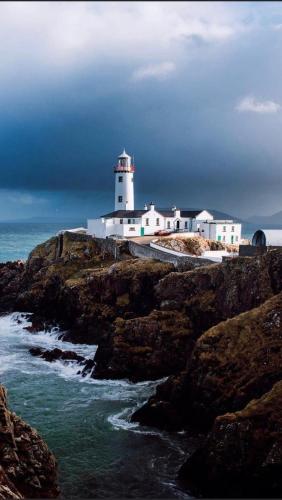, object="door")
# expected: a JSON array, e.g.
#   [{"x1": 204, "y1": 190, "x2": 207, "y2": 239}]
[
  {"x1": 176, "y1": 220, "x2": 180, "y2": 230},
  {"x1": 140, "y1": 227, "x2": 145, "y2": 236},
  {"x1": 218, "y1": 235, "x2": 221, "y2": 241}
]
